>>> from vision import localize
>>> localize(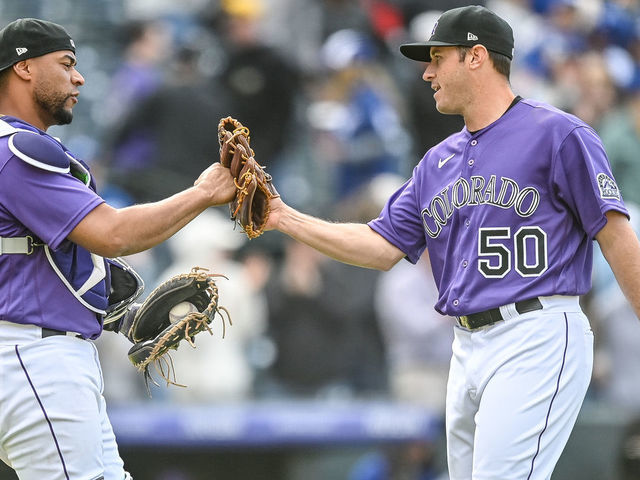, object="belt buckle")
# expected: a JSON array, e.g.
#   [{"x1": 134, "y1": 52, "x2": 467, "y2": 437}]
[{"x1": 457, "y1": 315, "x2": 472, "y2": 329}]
